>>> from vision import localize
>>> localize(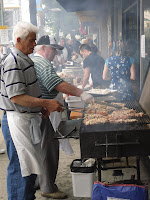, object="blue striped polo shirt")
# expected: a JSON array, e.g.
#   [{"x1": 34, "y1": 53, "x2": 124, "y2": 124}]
[{"x1": 0, "y1": 48, "x2": 42, "y2": 113}]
